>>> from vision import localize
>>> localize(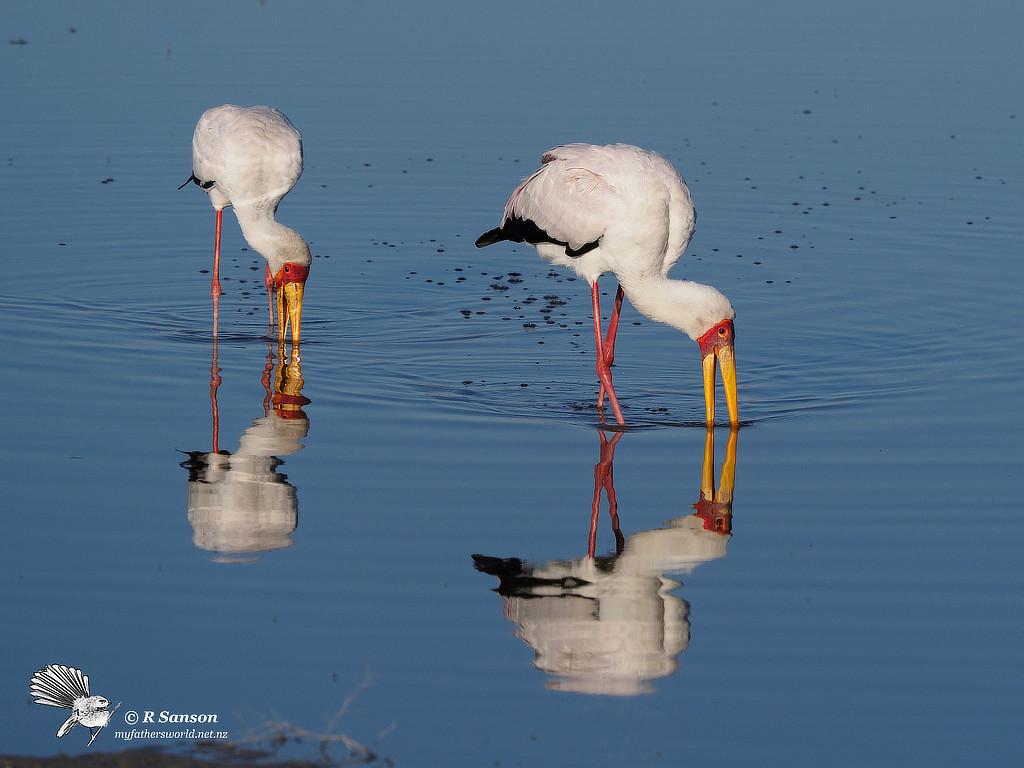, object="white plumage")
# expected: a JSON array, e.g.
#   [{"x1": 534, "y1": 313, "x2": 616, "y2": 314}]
[
  {"x1": 30, "y1": 664, "x2": 118, "y2": 746},
  {"x1": 477, "y1": 143, "x2": 739, "y2": 425},
  {"x1": 182, "y1": 105, "x2": 310, "y2": 347}
]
